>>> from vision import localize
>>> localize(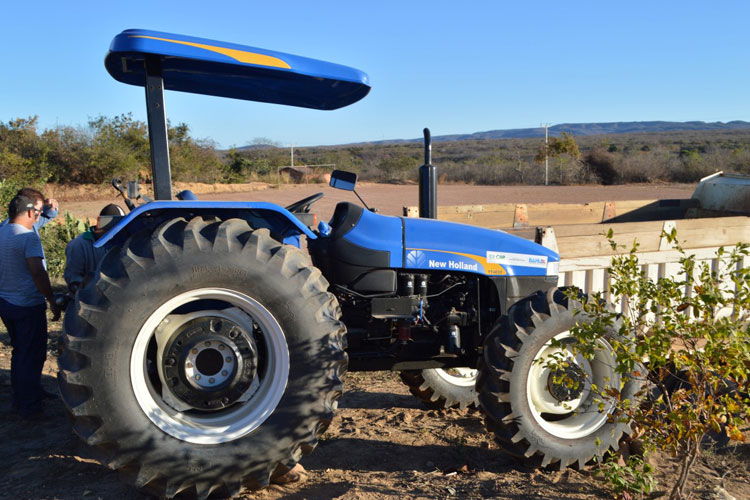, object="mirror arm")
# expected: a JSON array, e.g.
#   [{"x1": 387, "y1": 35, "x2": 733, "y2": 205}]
[{"x1": 353, "y1": 189, "x2": 370, "y2": 211}]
